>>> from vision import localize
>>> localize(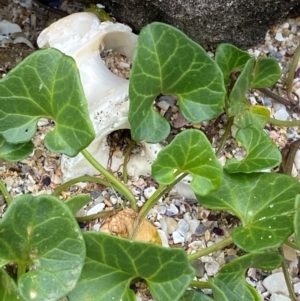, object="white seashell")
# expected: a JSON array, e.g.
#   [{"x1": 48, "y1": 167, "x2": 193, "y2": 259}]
[
  {"x1": 13, "y1": 36, "x2": 34, "y2": 48},
  {"x1": 37, "y1": 13, "x2": 162, "y2": 181},
  {"x1": 87, "y1": 203, "x2": 105, "y2": 215},
  {"x1": 0, "y1": 20, "x2": 21, "y2": 35}
]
